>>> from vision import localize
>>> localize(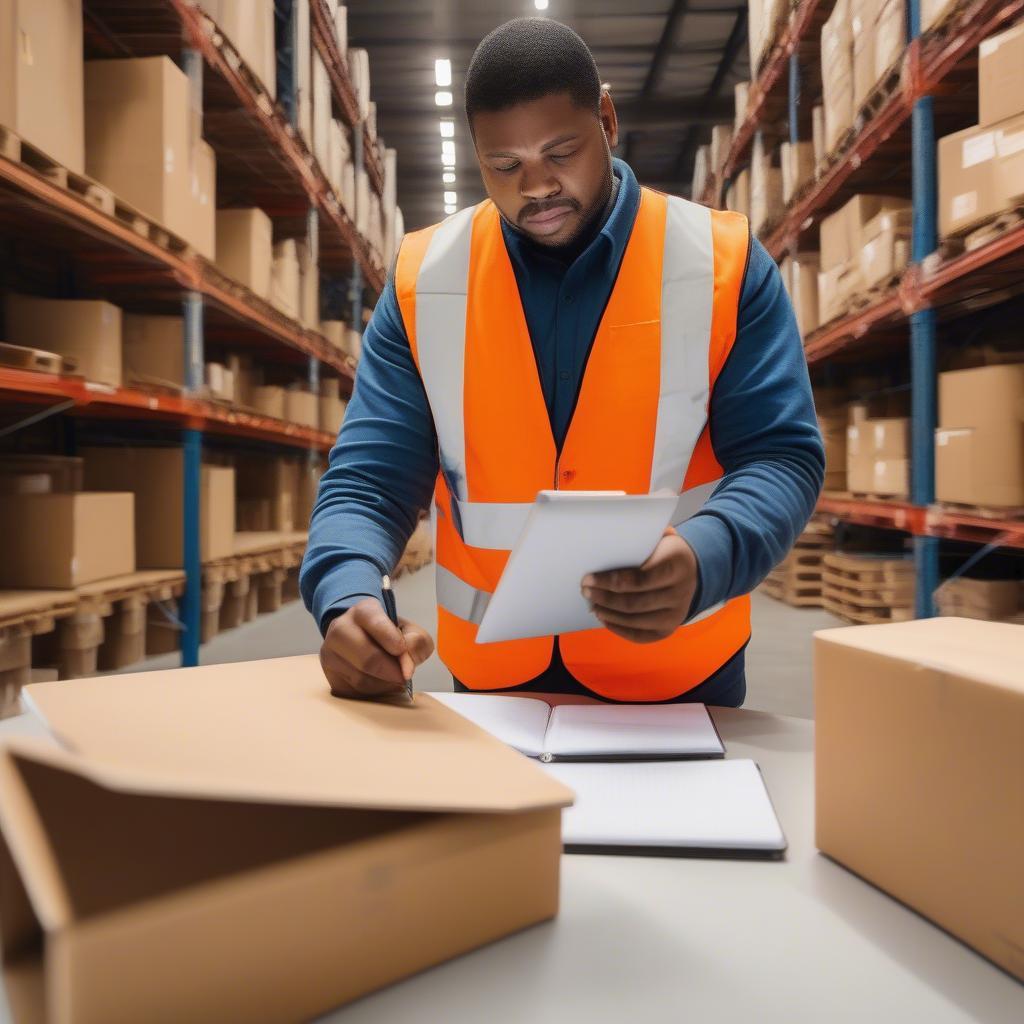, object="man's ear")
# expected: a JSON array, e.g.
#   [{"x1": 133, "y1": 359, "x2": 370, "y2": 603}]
[{"x1": 600, "y1": 87, "x2": 619, "y2": 149}]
